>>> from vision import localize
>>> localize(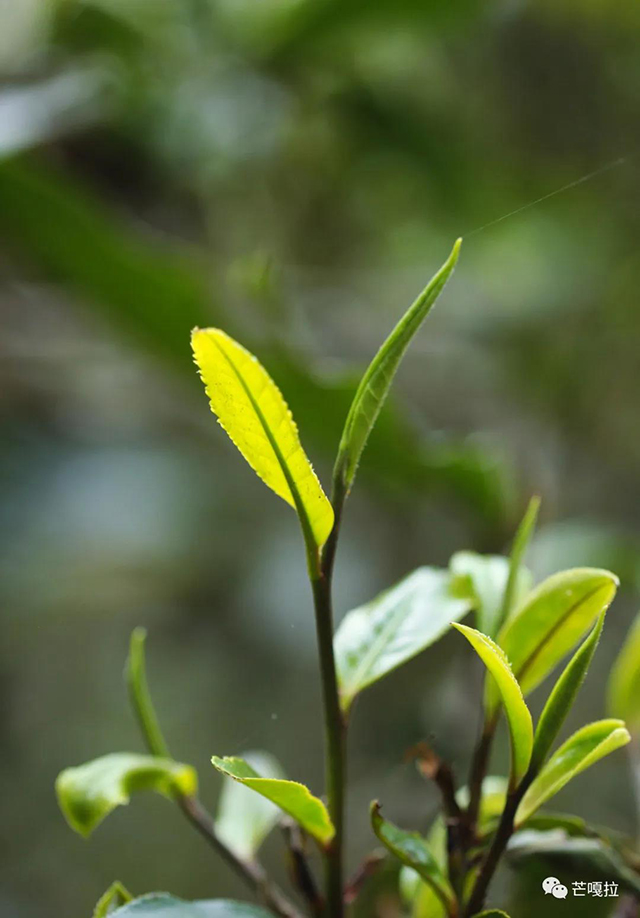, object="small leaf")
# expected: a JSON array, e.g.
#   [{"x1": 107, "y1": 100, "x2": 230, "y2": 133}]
[
  {"x1": 370, "y1": 802, "x2": 455, "y2": 915},
  {"x1": 192, "y1": 329, "x2": 334, "y2": 551},
  {"x1": 334, "y1": 239, "x2": 461, "y2": 492},
  {"x1": 450, "y1": 552, "x2": 530, "y2": 638},
  {"x1": 56, "y1": 753, "x2": 197, "y2": 837},
  {"x1": 489, "y1": 568, "x2": 618, "y2": 713},
  {"x1": 516, "y1": 720, "x2": 630, "y2": 825},
  {"x1": 500, "y1": 496, "x2": 540, "y2": 626},
  {"x1": 94, "y1": 882, "x2": 132, "y2": 917},
  {"x1": 109, "y1": 895, "x2": 273, "y2": 917},
  {"x1": 211, "y1": 756, "x2": 334, "y2": 846},
  {"x1": 215, "y1": 751, "x2": 285, "y2": 859},
  {"x1": 126, "y1": 628, "x2": 170, "y2": 759},
  {"x1": 334, "y1": 567, "x2": 471, "y2": 712},
  {"x1": 471, "y1": 912, "x2": 511, "y2": 917},
  {"x1": 453, "y1": 624, "x2": 533, "y2": 785},
  {"x1": 531, "y1": 612, "x2": 605, "y2": 770},
  {"x1": 608, "y1": 612, "x2": 640, "y2": 735}
]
